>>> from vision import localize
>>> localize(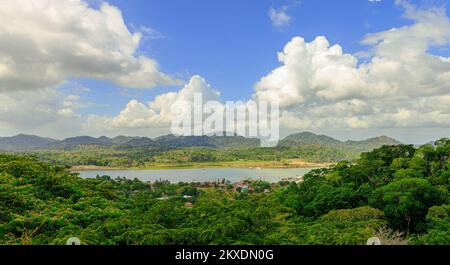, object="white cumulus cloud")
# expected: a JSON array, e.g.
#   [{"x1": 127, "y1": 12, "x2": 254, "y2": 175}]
[
  {"x1": 0, "y1": 0, "x2": 180, "y2": 138},
  {"x1": 0, "y1": 88, "x2": 83, "y2": 138},
  {"x1": 0, "y1": 0, "x2": 178, "y2": 92},
  {"x1": 83, "y1": 75, "x2": 220, "y2": 135},
  {"x1": 255, "y1": 3, "x2": 450, "y2": 132}
]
